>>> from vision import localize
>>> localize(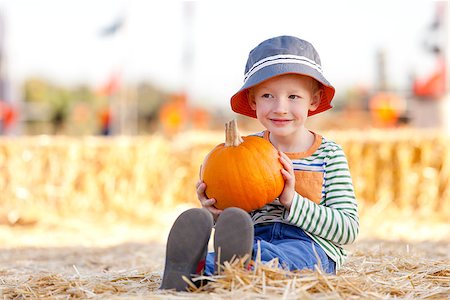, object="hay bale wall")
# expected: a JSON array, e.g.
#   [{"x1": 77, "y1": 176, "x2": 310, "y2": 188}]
[{"x1": 1, "y1": 130, "x2": 449, "y2": 221}]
